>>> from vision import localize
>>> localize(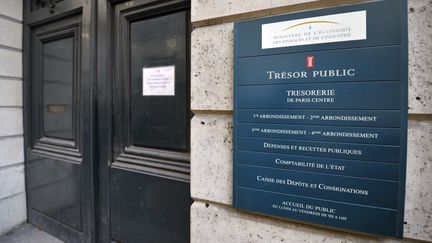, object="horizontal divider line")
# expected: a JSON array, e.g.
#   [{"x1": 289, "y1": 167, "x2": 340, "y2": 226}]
[
  {"x1": 0, "y1": 106, "x2": 23, "y2": 108},
  {"x1": 0, "y1": 162, "x2": 24, "y2": 172},
  {"x1": 0, "y1": 134, "x2": 24, "y2": 139},
  {"x1": 238, "y1": 135, "x2": 401, "y2": 148},
  {"x1": 235, "y1": 148, "x2": 400, "y2": 165},
  {"x1": 0, "y1": 190, "x2": 26, "y2": 203},
  {"x1": 235, "y1": 79, "x2": 403, "y2": 86},
  {"x1": 236, "y1": 163, "x2": 399, "y2": 183},
  {"x1": 236, "y1": 186, "x2": 398, "y2": 212},
  {"x1": 235, "y1": 107, "x2": 402, "y2": 111},
  {"x1": 236, "y1": 122, "x2": 401, "y2": 129},
  {"x1": 408, "y1": 114, "x2": 432, "y2": 121},
  {"x1": 0, "y1": 75, "x2": 22, "y2": 81},
  {"x1": 0, "y1": 44, "x2": 22, "y2": 53},
  {"x1": 0, "y1": 14, "x2": 22, "y2": 24},
  {"x1": 236, "y1": 123, "x2": 401, "y2": 129},
  {"x1": 235, "y1": 150, "x2": 400, "y2": 166},
  {"x1": 235, "y1": 122, "x2": 401, "y2": 129},
  {"x1": 236, "y1": 108, "x2": 401, "y2": 111},
  {"x1": 236, "y1": 44, "x2": 402, "y2": 59},
  {"x1": 236, "y1": 135, "x2": 401, "y2": 147},
  {"x1": 236, "y1": 135, "x2": 400, "y2": 146},
  {"x1": 191, "y1": 110, "x2": 233, "y2": 115}
]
